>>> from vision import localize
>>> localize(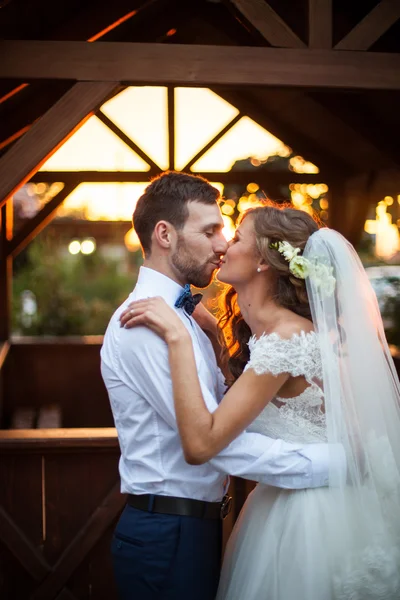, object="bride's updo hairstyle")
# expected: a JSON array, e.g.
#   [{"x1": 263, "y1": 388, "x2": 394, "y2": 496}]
[{"x1": 218, "y1": 203, "x2": 321, "y2": 382}]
